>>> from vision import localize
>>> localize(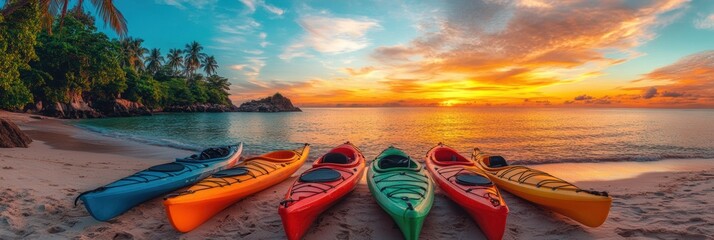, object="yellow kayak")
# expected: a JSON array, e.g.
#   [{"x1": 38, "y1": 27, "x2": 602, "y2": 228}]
[
  {"x1": 164, "y1": 144, "x2": 310, "y2": 232},
  {"x1": 472, "y1": 148, "x2": 611, "y2": 227}
]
